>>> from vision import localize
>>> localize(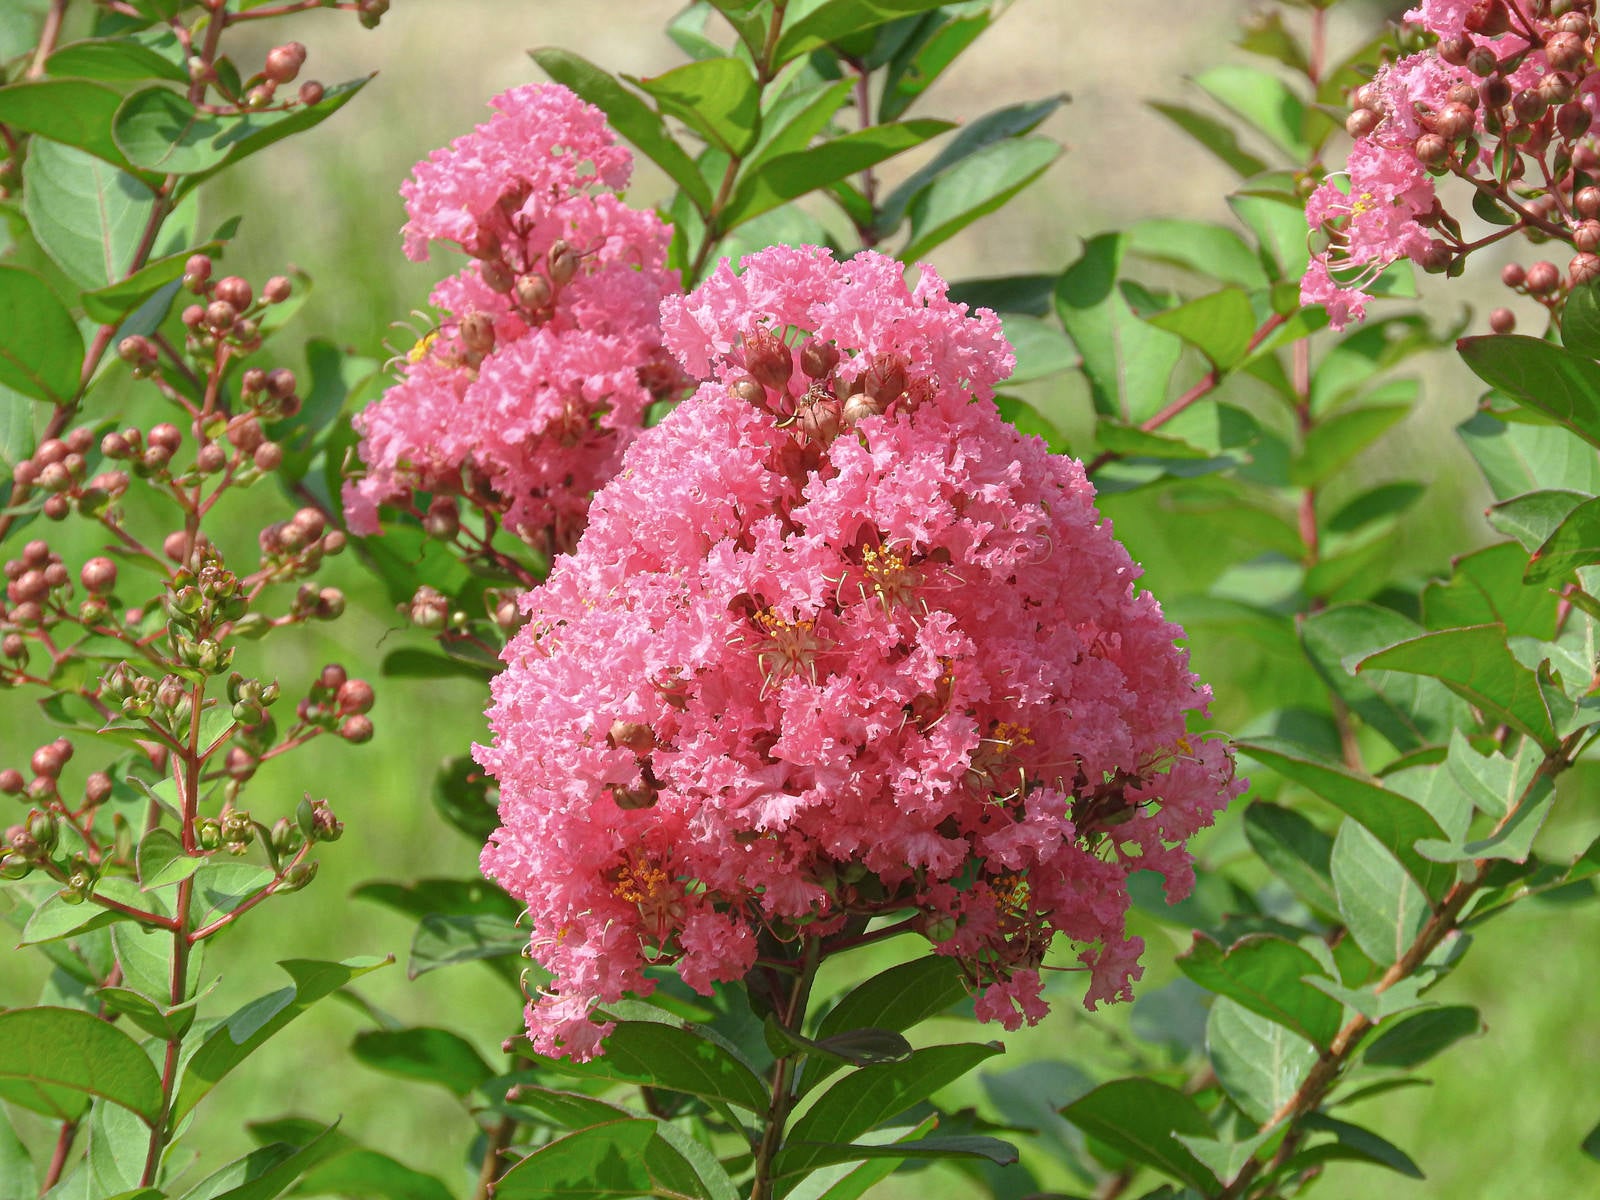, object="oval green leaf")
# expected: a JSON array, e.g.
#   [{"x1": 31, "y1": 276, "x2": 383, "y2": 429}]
[
  {"x1": 0, "y1": 1006, "x2": 163, "y2": 1123},
  {"x1": 0, "y1": 266, "x2": 84, "y2": 404}
]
